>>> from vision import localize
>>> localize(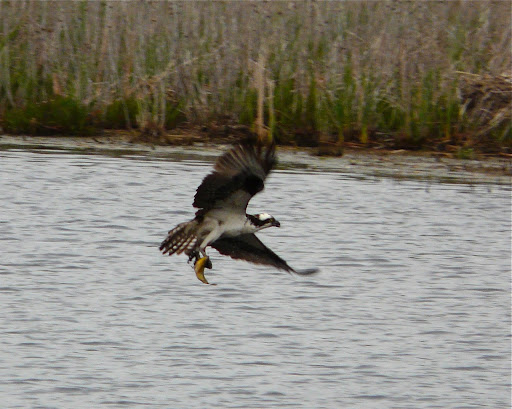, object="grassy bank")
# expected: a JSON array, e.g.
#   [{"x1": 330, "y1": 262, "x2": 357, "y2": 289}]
[{"x1": 0, "y1": 1, "x2": 510, "y2": 154}]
